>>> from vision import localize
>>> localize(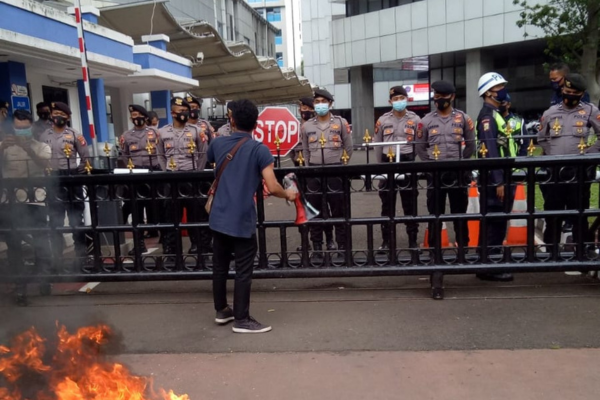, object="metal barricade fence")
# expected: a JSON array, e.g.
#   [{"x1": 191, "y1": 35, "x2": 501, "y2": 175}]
[{"x1": 0, "y1": 154, "x2": 599, "y2": 300}]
